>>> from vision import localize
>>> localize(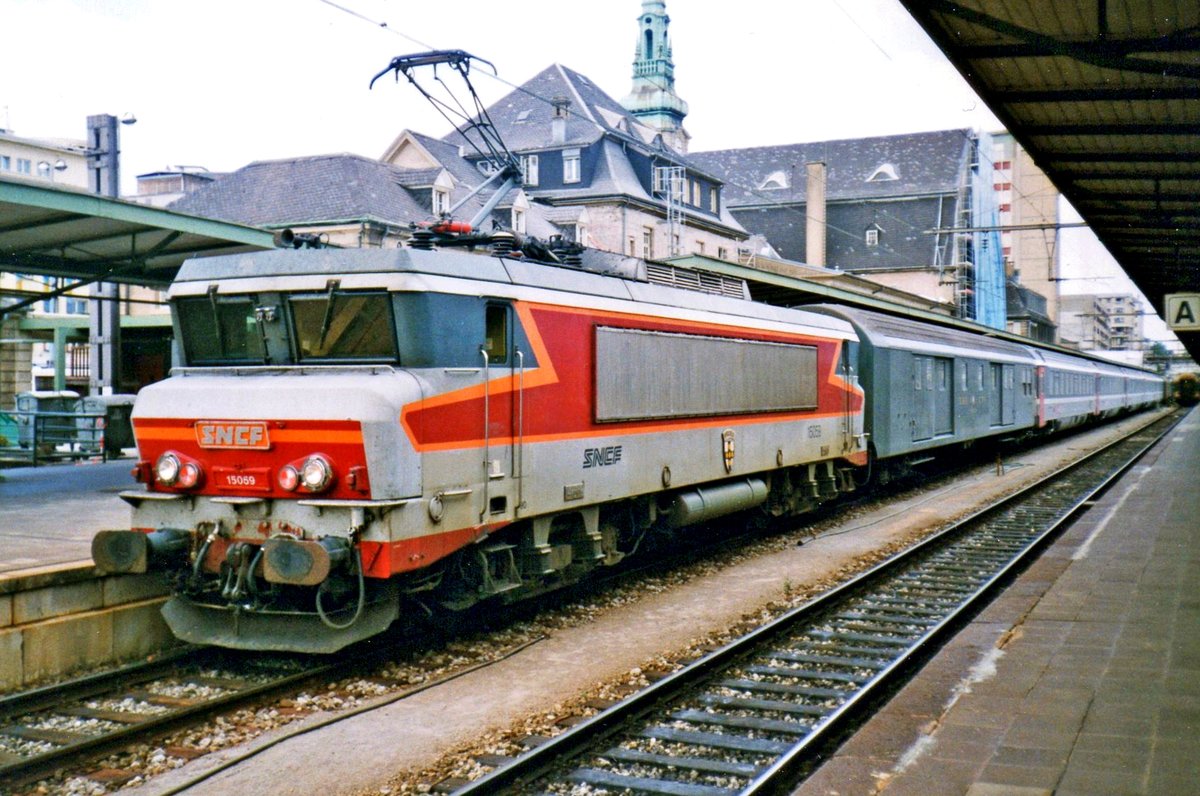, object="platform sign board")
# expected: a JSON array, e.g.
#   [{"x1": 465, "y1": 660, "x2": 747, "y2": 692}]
[{"x1": 1166, "y1": 294, "x2": 1200, "y2": 332}]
